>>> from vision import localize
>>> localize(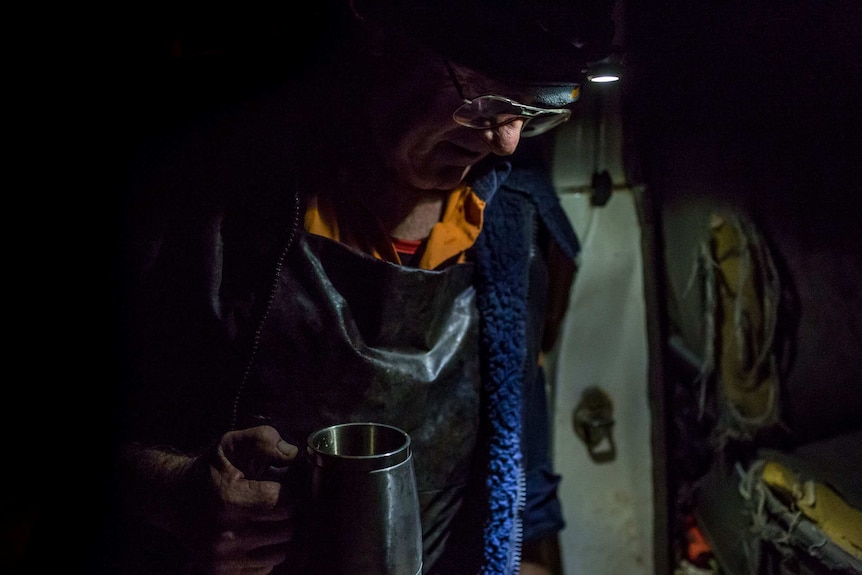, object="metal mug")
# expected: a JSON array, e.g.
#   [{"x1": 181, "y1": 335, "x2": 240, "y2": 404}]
[{"x1": 306, "y1": 422, "x2": 423, "y2": 575}]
